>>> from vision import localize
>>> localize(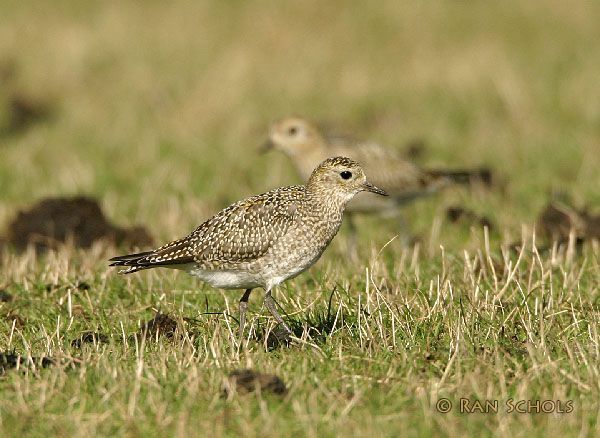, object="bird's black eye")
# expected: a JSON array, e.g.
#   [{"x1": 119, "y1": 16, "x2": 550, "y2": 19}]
[
  {"x1": 340, "y1": 171, "x2": 352, "y2": 180},
  {"x1": 288, "y1": 126, "x2": 298, "y2": 136}
]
